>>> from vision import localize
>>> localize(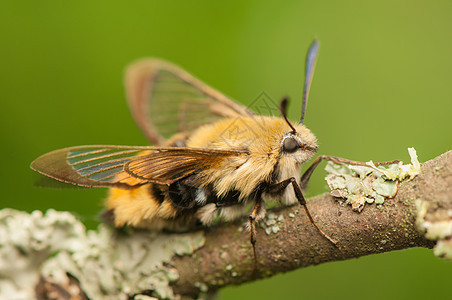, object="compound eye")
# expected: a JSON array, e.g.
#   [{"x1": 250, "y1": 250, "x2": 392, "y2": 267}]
[{"x1": 282, "y1": 137, "x2": 299, "y2": 153}]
